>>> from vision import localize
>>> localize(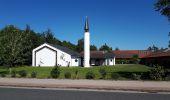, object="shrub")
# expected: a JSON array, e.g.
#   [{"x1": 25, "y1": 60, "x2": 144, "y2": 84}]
[
  {"x1": 31, "y1": 71, "x2": 37, "y2": 78},
  {"x1": 99, "y1": 68, "x2": 107, "y2": 79},
  {"x1": 165, "y1": 75, "x2": 170, "y2": 81},
  {"x1": 149, "y1": 65, "x2": 164, "y2": 81},
  {"x1": 1, "y1": 73, "x2": 6, "y2": 77},
  {"x1": 111, "y1": 73, "x2": 120, "y2": 80},
  {"x1": 86, "y1": 71, "x2": 95, "y2": 79},
  {"x1": 50, "y1": 67, "x2": 60, "y2": 78},
  {"x1": 140, "y1": 72, "x2": 150, "y2": 80},
  {"x1": 11, "y1": 70, "x2": 16, "y2": 77},
  {"x1": 131, "y1": 73, "x2": 141, "y2": 80},
  {"x1": 18, "y1": 70, "x2": 27, "y2": 77},
  {"x1": 64, "y1": 72, "x2": 71, "y2": 79}
]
